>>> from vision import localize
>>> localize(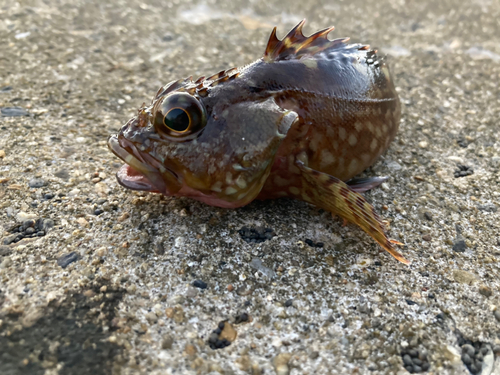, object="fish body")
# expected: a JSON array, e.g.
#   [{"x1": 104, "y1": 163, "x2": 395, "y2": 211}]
[{"x1": 108, "y1": 21, "x2": 408, "y2": 264}]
